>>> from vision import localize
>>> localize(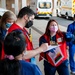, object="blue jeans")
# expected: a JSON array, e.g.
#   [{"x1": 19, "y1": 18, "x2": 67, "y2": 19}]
[
  {"x1": 69, "y1": 44, "x2": 75, "y2": 72},
  {"x1": 44, "y1": 59, "x2": 70, "y2": 75}
]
